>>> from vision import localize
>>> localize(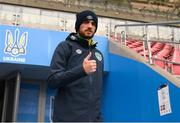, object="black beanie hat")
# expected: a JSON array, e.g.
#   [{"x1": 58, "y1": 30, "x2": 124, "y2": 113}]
[{"x1": 75, "y1": 10, "x2": 98, "y2": 32}]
